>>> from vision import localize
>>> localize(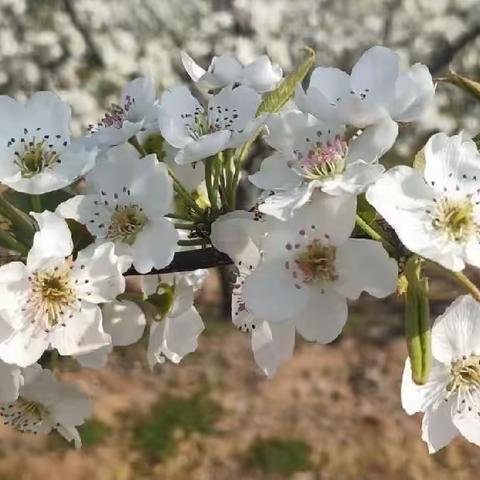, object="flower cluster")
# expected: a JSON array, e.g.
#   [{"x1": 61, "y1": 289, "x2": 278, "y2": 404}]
[{"x1": 0, "y1": 43, "x2": 478, "y2": 455}]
